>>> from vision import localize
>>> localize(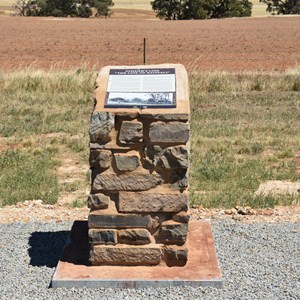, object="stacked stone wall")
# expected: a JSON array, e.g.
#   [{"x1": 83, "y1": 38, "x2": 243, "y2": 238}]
[{"x1": 88, "y1": 111, "x2": 190, "y2": 267}]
